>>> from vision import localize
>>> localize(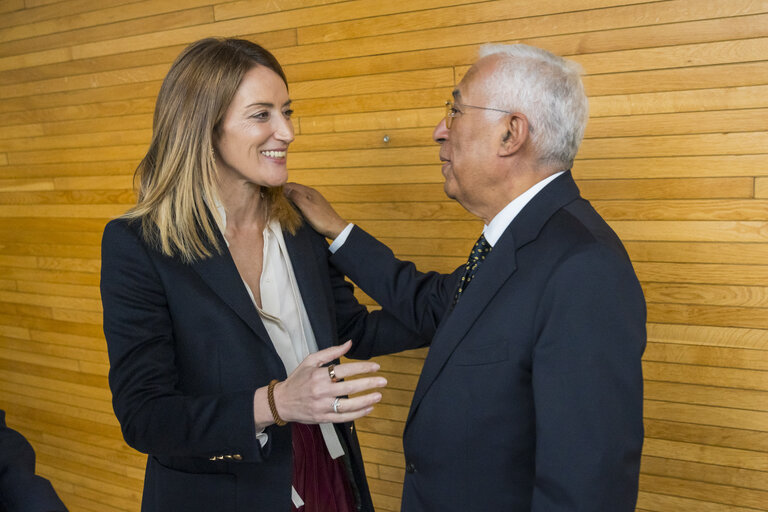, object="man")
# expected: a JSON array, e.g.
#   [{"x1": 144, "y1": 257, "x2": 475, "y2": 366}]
[
  {"x1": 286, "y1": 43, "x2": 646, "y2": 511},
  {"x1": 0, "y1": 410, "x2": 68, "y2": 512}
]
